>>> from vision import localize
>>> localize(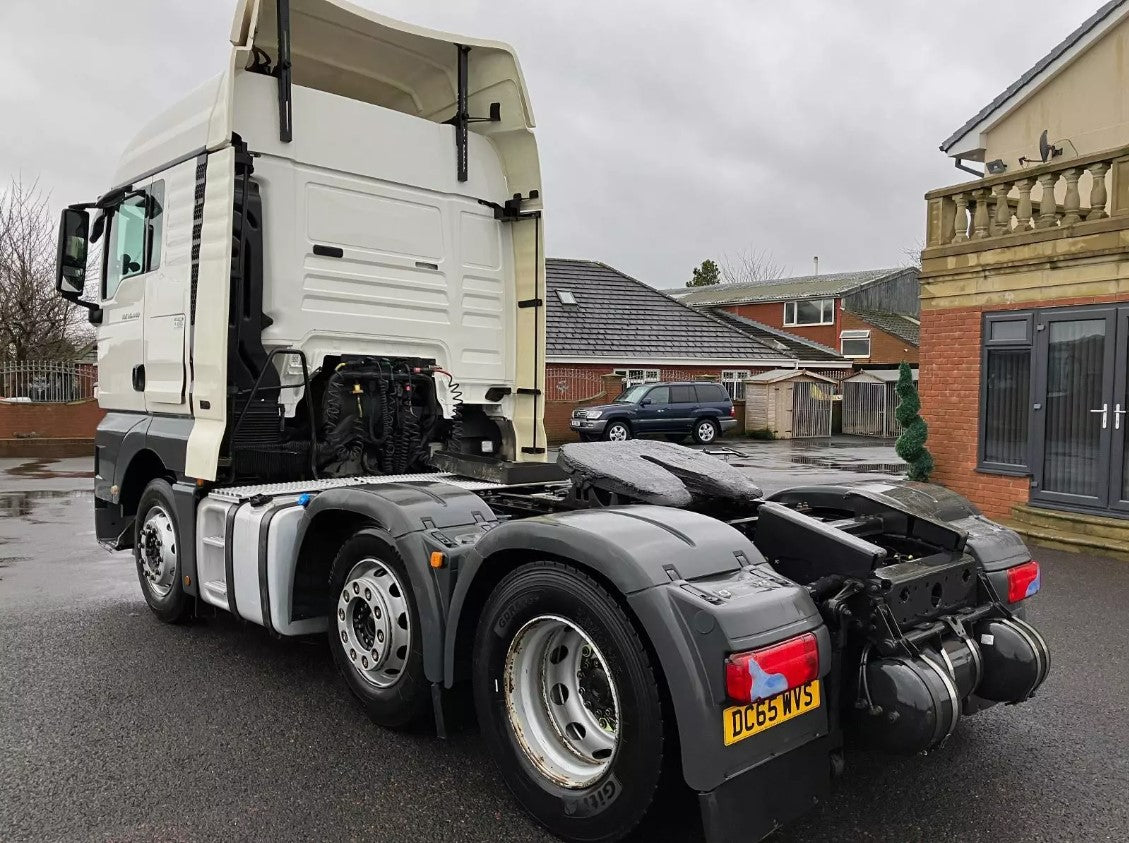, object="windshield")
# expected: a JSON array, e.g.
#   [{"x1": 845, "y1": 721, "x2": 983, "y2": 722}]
[{"x1": 615, "y1": 384, "x2": 651, "y2": 403}]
